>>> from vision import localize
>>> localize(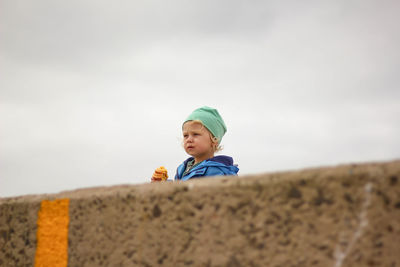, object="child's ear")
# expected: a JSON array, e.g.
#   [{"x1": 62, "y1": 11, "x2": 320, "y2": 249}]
[{"x1": 211, "y1": 136, "x2": 219, "y2": 151}]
